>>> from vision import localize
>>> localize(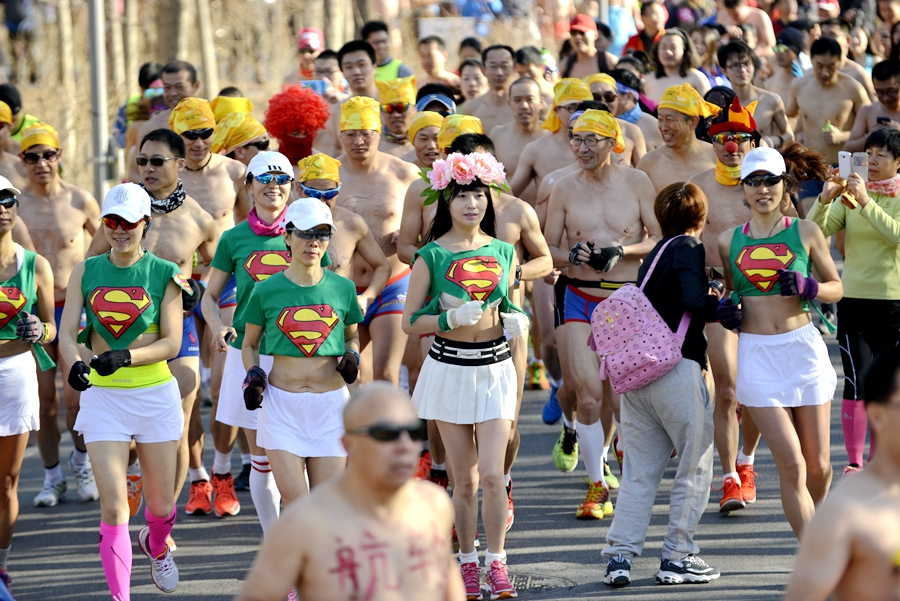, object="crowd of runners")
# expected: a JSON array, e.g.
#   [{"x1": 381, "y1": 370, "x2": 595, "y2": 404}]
[{"x1": 2, "y1": 4, "x2": 900, "y2": 600}]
